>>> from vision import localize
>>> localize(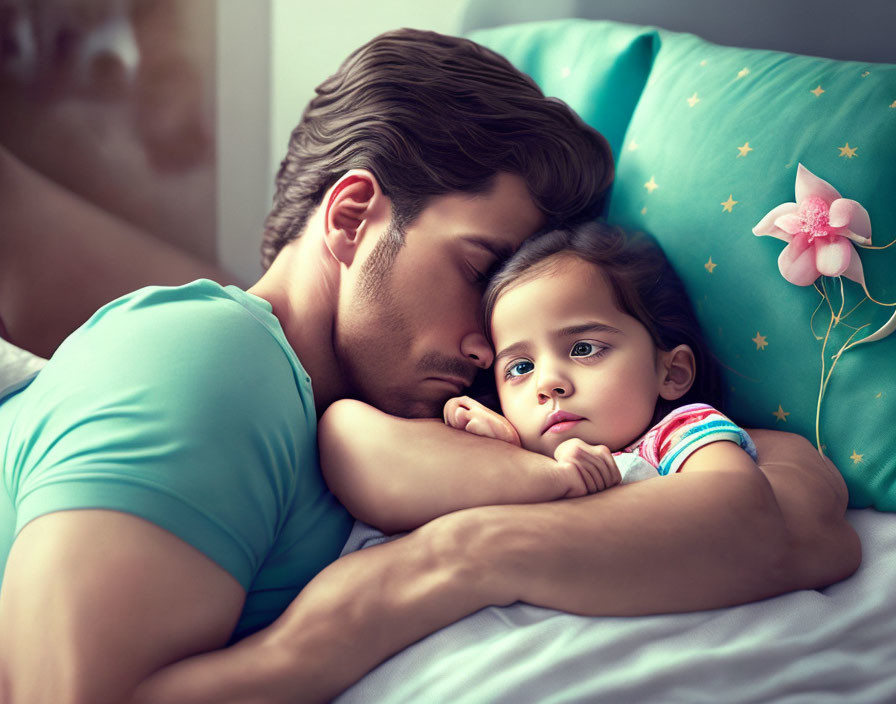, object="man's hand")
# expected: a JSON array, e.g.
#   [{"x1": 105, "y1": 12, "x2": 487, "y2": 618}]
[
  {"x1": 553, "y1": 439, "x2": 621, "y2": 496},
  {"x1": 443, "y1": 396, "x2": 521, "y2": 446}
]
